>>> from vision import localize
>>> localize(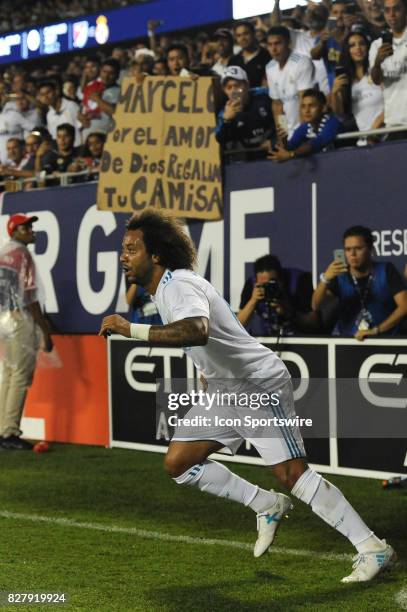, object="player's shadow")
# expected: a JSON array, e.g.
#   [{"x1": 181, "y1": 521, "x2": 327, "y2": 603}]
[
  {"x1": 275, "y1": 579, "x2": 395, "y2": 609},
  {"x1": 147, "y1": 582, "x2": 286, "y2": 612},
  {"x1": 147, "y1": 570, "x2": 397, "y2": 611}
]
